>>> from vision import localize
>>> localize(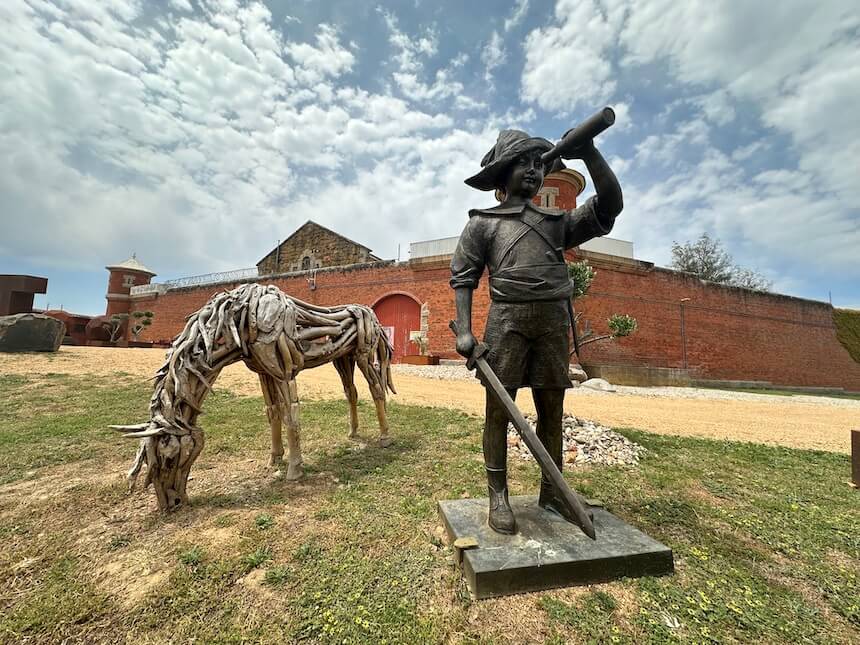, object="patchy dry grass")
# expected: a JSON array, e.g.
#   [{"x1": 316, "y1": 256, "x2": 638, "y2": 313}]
[{"x1": 0, "y1": 373, "x2": 857, "y2": 644}]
